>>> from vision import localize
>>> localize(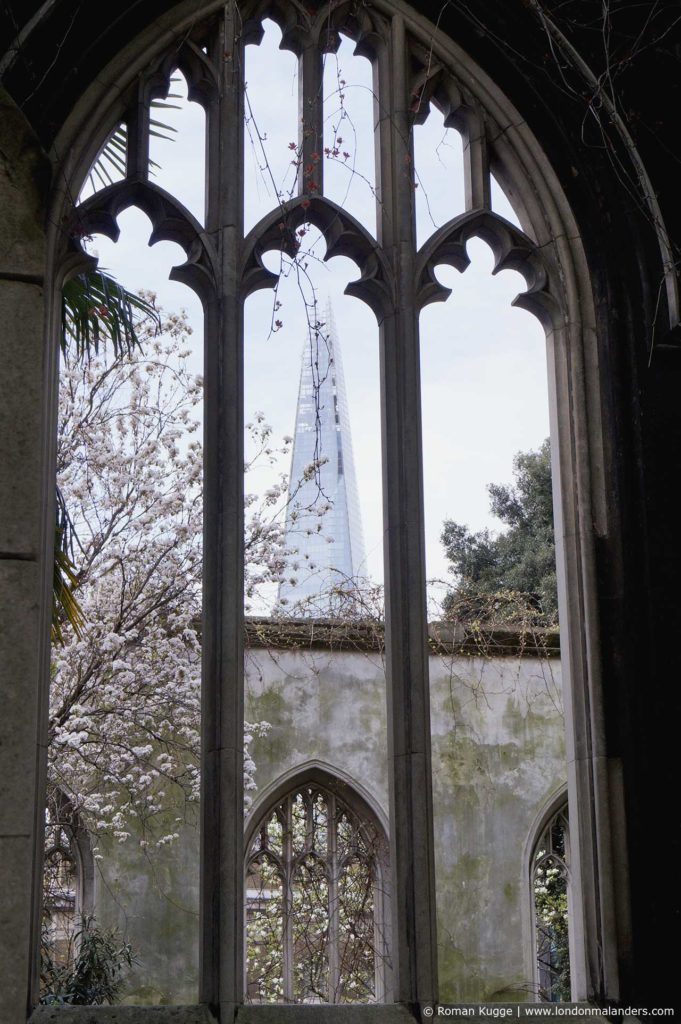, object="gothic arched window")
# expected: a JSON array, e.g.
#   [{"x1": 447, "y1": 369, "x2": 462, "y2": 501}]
[
  {"x1": 245, "y1": 778, "x2": 390, "y2": 1003},
  {"x1": 28, "y1": 0, "x2": 628, "y2": 1010},
  {"x1": 531, "y1": 803, "x2": 571, "y2": 1002},
  {"x1": 42, "y1": 791, "x2": 93, "y2": 968}
]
